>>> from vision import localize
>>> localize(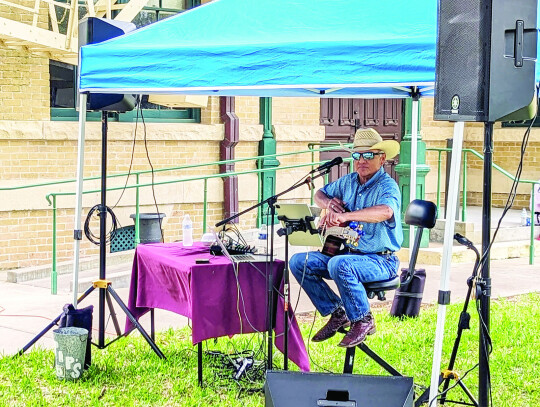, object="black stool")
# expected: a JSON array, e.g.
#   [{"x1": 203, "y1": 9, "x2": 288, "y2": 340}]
[{"x1": 341, "y1": 199, "x2": 438, "y2": 376}]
